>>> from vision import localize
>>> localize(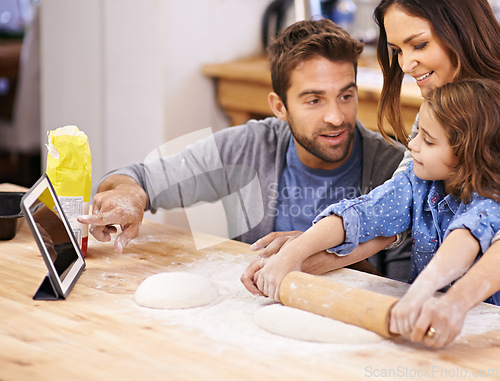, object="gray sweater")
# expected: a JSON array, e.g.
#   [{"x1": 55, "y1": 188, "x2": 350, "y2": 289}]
[{"x1": 106, "y1": 117, "x2": 404, "y2": 245}]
